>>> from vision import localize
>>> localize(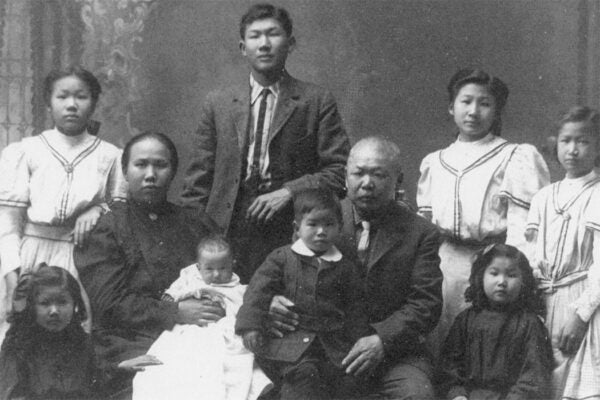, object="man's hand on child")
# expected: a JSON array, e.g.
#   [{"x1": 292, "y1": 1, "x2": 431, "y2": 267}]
[
  {"x1": 558, "y1": 312, "x2": 588, "y2": 355},
  {"x1": 267, "y1": 295, "x2": 299, "y2": 337},
  {"x1": 243, "y1": 330, "x2": 264, "y2": 352},
  {"x1": 118, "y1": 355, "x2": 162, "y2": 371}
]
